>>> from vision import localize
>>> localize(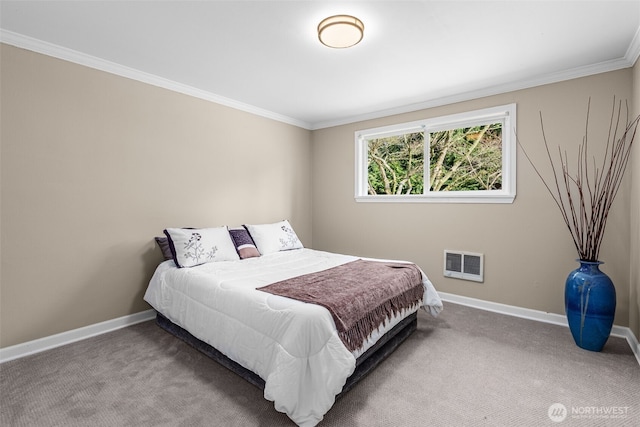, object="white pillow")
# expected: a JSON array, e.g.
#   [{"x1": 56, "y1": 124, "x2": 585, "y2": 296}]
[
  {"x1": 164, "y1": 226, "x2": 240, "y2": 268},
  {"x1": 244, "y1": 220, "x2": 303, "y2": 255}
]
